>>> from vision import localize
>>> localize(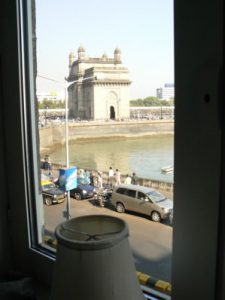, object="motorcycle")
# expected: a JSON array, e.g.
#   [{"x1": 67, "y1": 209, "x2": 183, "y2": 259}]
[{"x1": 94, "y1": 186, "x2": 112, "y2": 207}]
